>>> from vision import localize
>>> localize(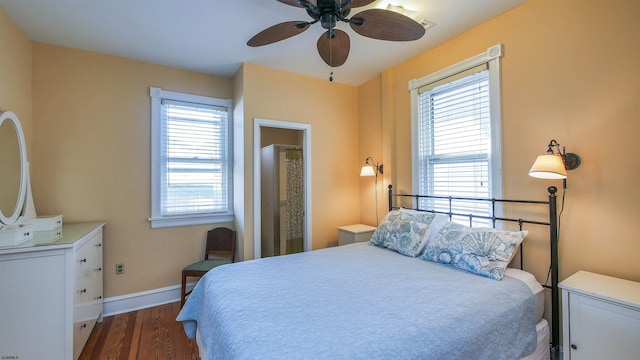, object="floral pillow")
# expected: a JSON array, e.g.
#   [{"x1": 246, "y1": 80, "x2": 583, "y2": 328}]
[
  {"x1": 420, "y1": 221, "x2": 527, "y2": 280},
  {"x1": 370, "y1": 210, "x2": 447, "y2": 257}
]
